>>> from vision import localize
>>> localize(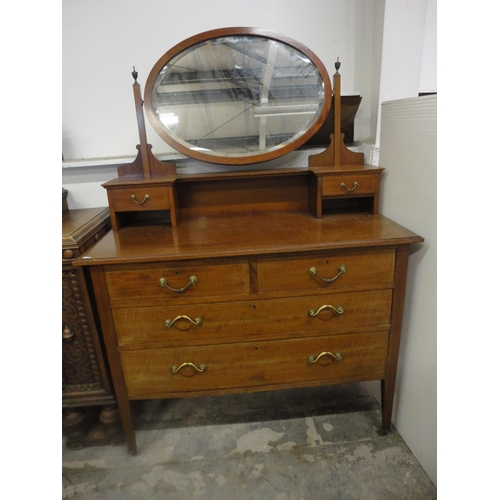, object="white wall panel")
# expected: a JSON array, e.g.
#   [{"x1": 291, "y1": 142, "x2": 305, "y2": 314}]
[{"x1": 372, "y1": 94, "x2": 437, "y2": 485}]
